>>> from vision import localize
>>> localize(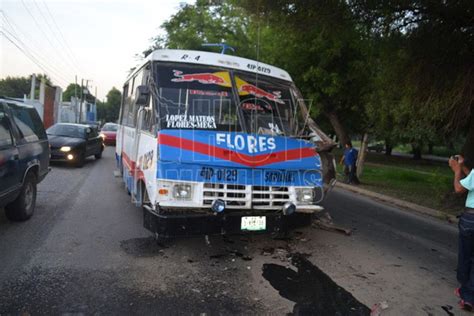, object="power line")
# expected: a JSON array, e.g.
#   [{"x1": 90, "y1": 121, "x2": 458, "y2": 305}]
[
  {"x1": 0, "y1": 16, "x2": 71, "y2": 85},
  {"x1": 32, "y1": 0, "x2": 81, "y2": 74},
  {"x1": 1, "y1": 29, "x2": 69, "y2": 86},
  {"x1": 20, "y1": 0, "x2": 77, "y2": 80},
  {"x1": 40, "y1": 0, "x2": 83, "y2": 72},
  {"x1": 1, "y1": 11, "x2": 73, "y2": 84}
]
